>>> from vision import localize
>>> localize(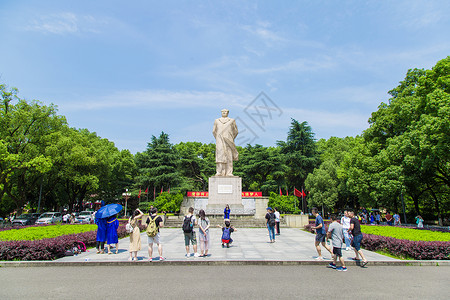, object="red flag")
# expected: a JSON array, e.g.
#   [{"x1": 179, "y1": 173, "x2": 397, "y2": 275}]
[
  {"x1": 168, "y1": 187, "x2": 170, "y2": 194},
  {"x1": 160, "y1": 187, "x2": 163, "y2": 194},
  {"x1": 279, "y1": 187, "x2": 282, "y2": 196},
  {"x1": 294, "y1": 187, "x2": 305, "y2": 197},
  {"x1": 153, "y1": 186, "x2": 156, "y2": 200},
  {"x1": 286, "y1": 188, "x2": 289, "y2": 196},
  {"x1": 138, "y1": 188, "x2": 141, "y2": 199},
  {"x1": 145, "y1": 187, "x2": 148, "y2": 194}
]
